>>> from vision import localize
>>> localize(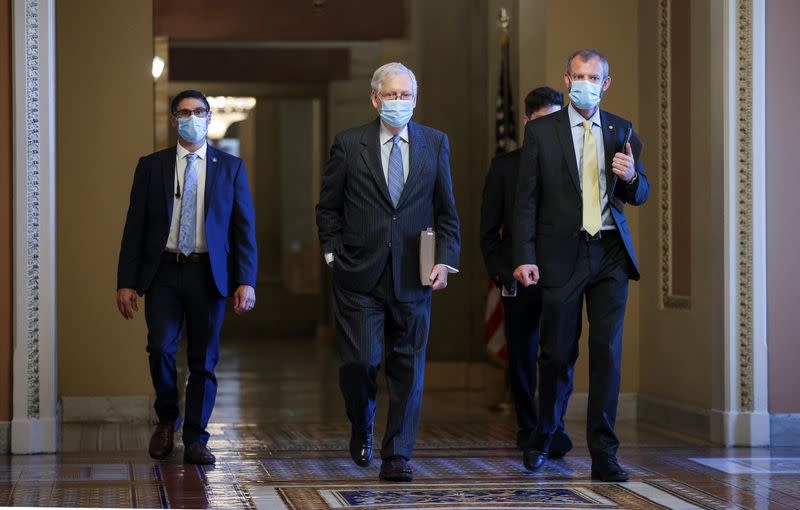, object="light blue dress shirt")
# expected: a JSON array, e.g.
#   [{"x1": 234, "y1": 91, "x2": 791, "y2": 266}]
[{"x1": 379, "y1": 123, "x2": 410, "y2": 183}]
